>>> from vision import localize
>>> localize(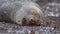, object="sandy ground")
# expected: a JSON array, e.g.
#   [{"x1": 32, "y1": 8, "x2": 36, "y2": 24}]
[{"x1": 0, "y1": 20, "x2": 60, "y2": 34}]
